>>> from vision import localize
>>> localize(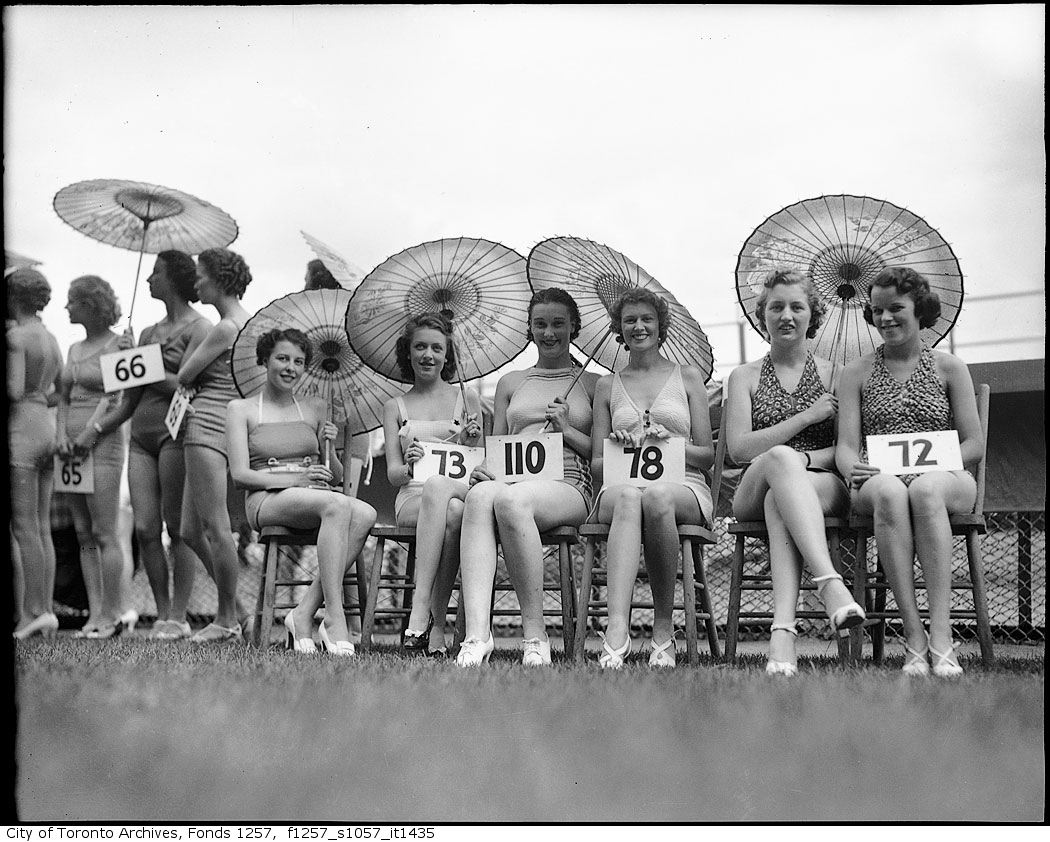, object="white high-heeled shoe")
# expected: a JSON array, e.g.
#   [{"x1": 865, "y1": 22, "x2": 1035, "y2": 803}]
[
  {"x1": 902, "y1": 638, "x2": 931, "y2": 677},
  {"x1": 13, "y1": 612, "x2": 59, "y2": 640},
  {"x1": 813, "y1": 573, "x2": 866, "y2": 632},
  {"x1": 318, "y1": 619, "x2": 355, "y2": 657},
  {"x1": 284, "y1": 613, "x2": 317, "y2": 654},
  {"x1": 766, "y1": 622, "x2": 799, "y2": 677},
  {"x1": 597, "y1": 631, "x2": 630, "y2": 669},
  {"x1": 456, "y1": 631, "x2": 494, "y2": 667},
  {"x1": 930, "y1": 641, "x2": 963, "y2": 678},
  {"x1": 648, "y1": 632, "x2": 679, "y2": 668}
]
